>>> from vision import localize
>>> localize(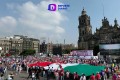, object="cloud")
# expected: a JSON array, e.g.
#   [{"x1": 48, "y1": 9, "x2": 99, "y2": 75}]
[
  {"x1": 6, "y1": 3, "x2": 16, "y2": 9},
  {"x1": 0, "y1": 16, "x2": 17, "y2": 27},
  {"x1": 55, "y1": 26, "x2": 65, "y2": 33},
  {"x1": 0, "y1": 16, "x2": 17, "y2": 33},
  {"x1": 4, "y1": 1, "x2": 66, "y2": 41},
  {"x1": 17, "y1": 1, "x2": 65, "y2": 31},
  {"x1": 18, "y1": 1, "x2": 65, "y2": 33}
]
